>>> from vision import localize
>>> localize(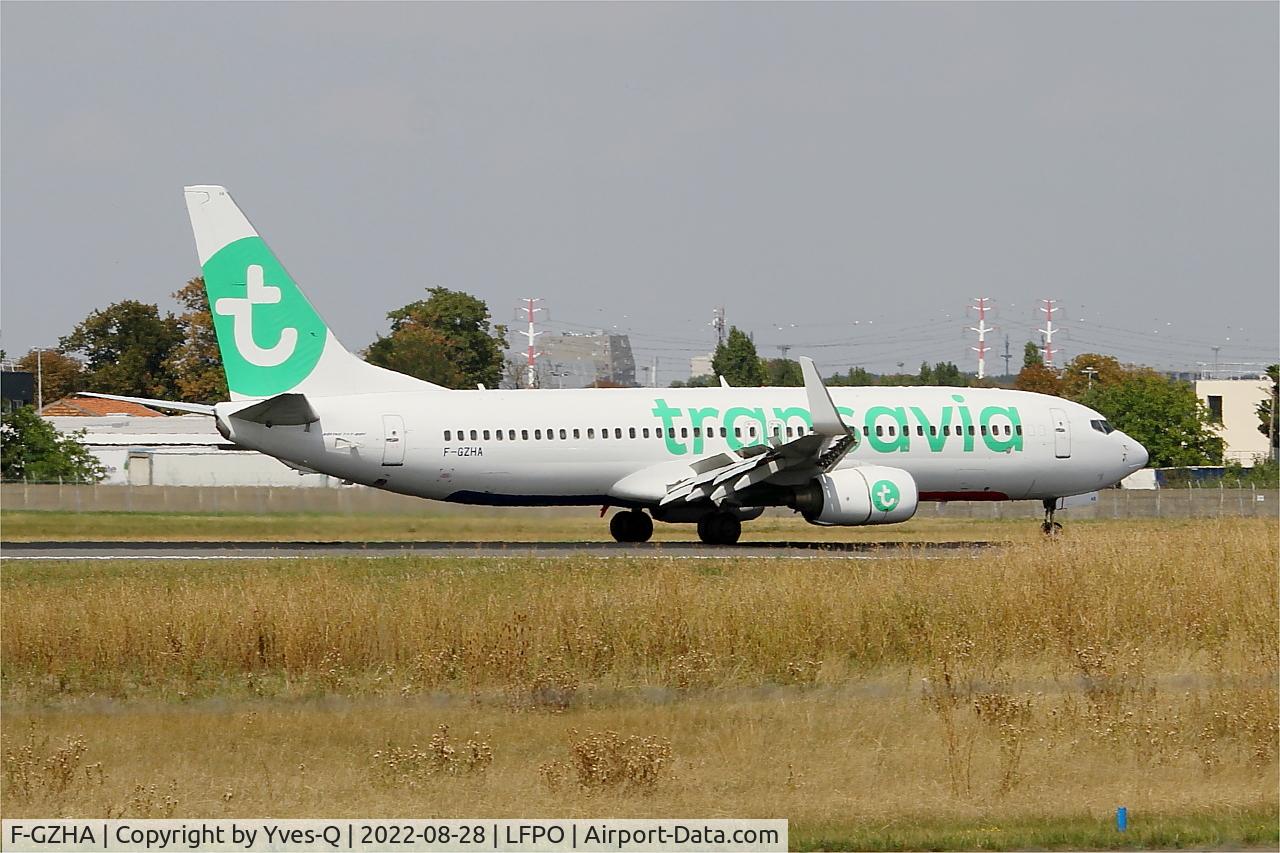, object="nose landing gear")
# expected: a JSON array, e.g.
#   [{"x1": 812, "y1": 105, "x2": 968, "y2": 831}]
[
  {"x1": 1042, "y1": 498, "x2": 1063, "y2": 536},
  {"x1": 609, "y1": 509, "x2": 654, "y2": 543}
]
